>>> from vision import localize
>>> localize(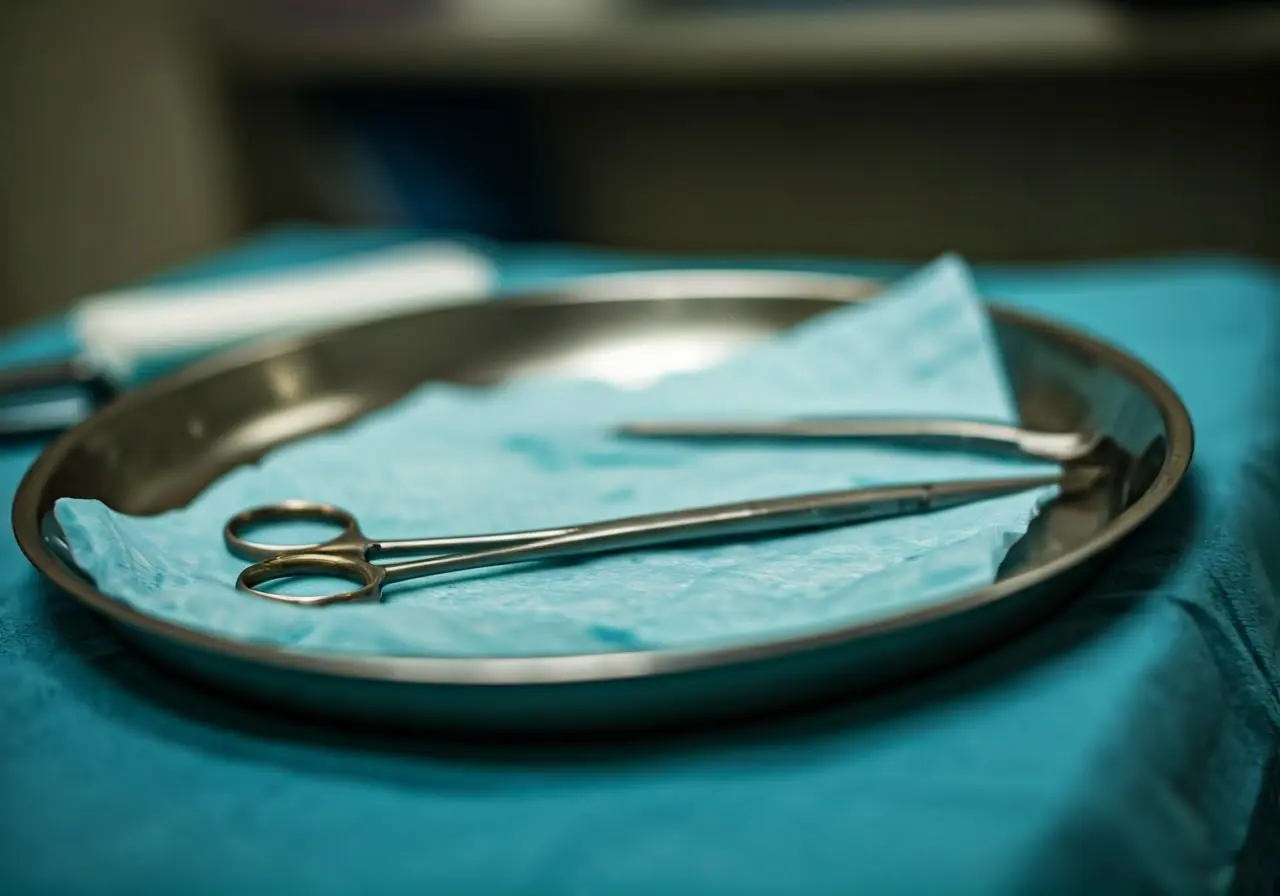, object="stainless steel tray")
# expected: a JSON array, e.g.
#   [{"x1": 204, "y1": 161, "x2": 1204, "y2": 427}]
[{"x1": 12, "y1": 270, "x2": 1193, "y2": 734}]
